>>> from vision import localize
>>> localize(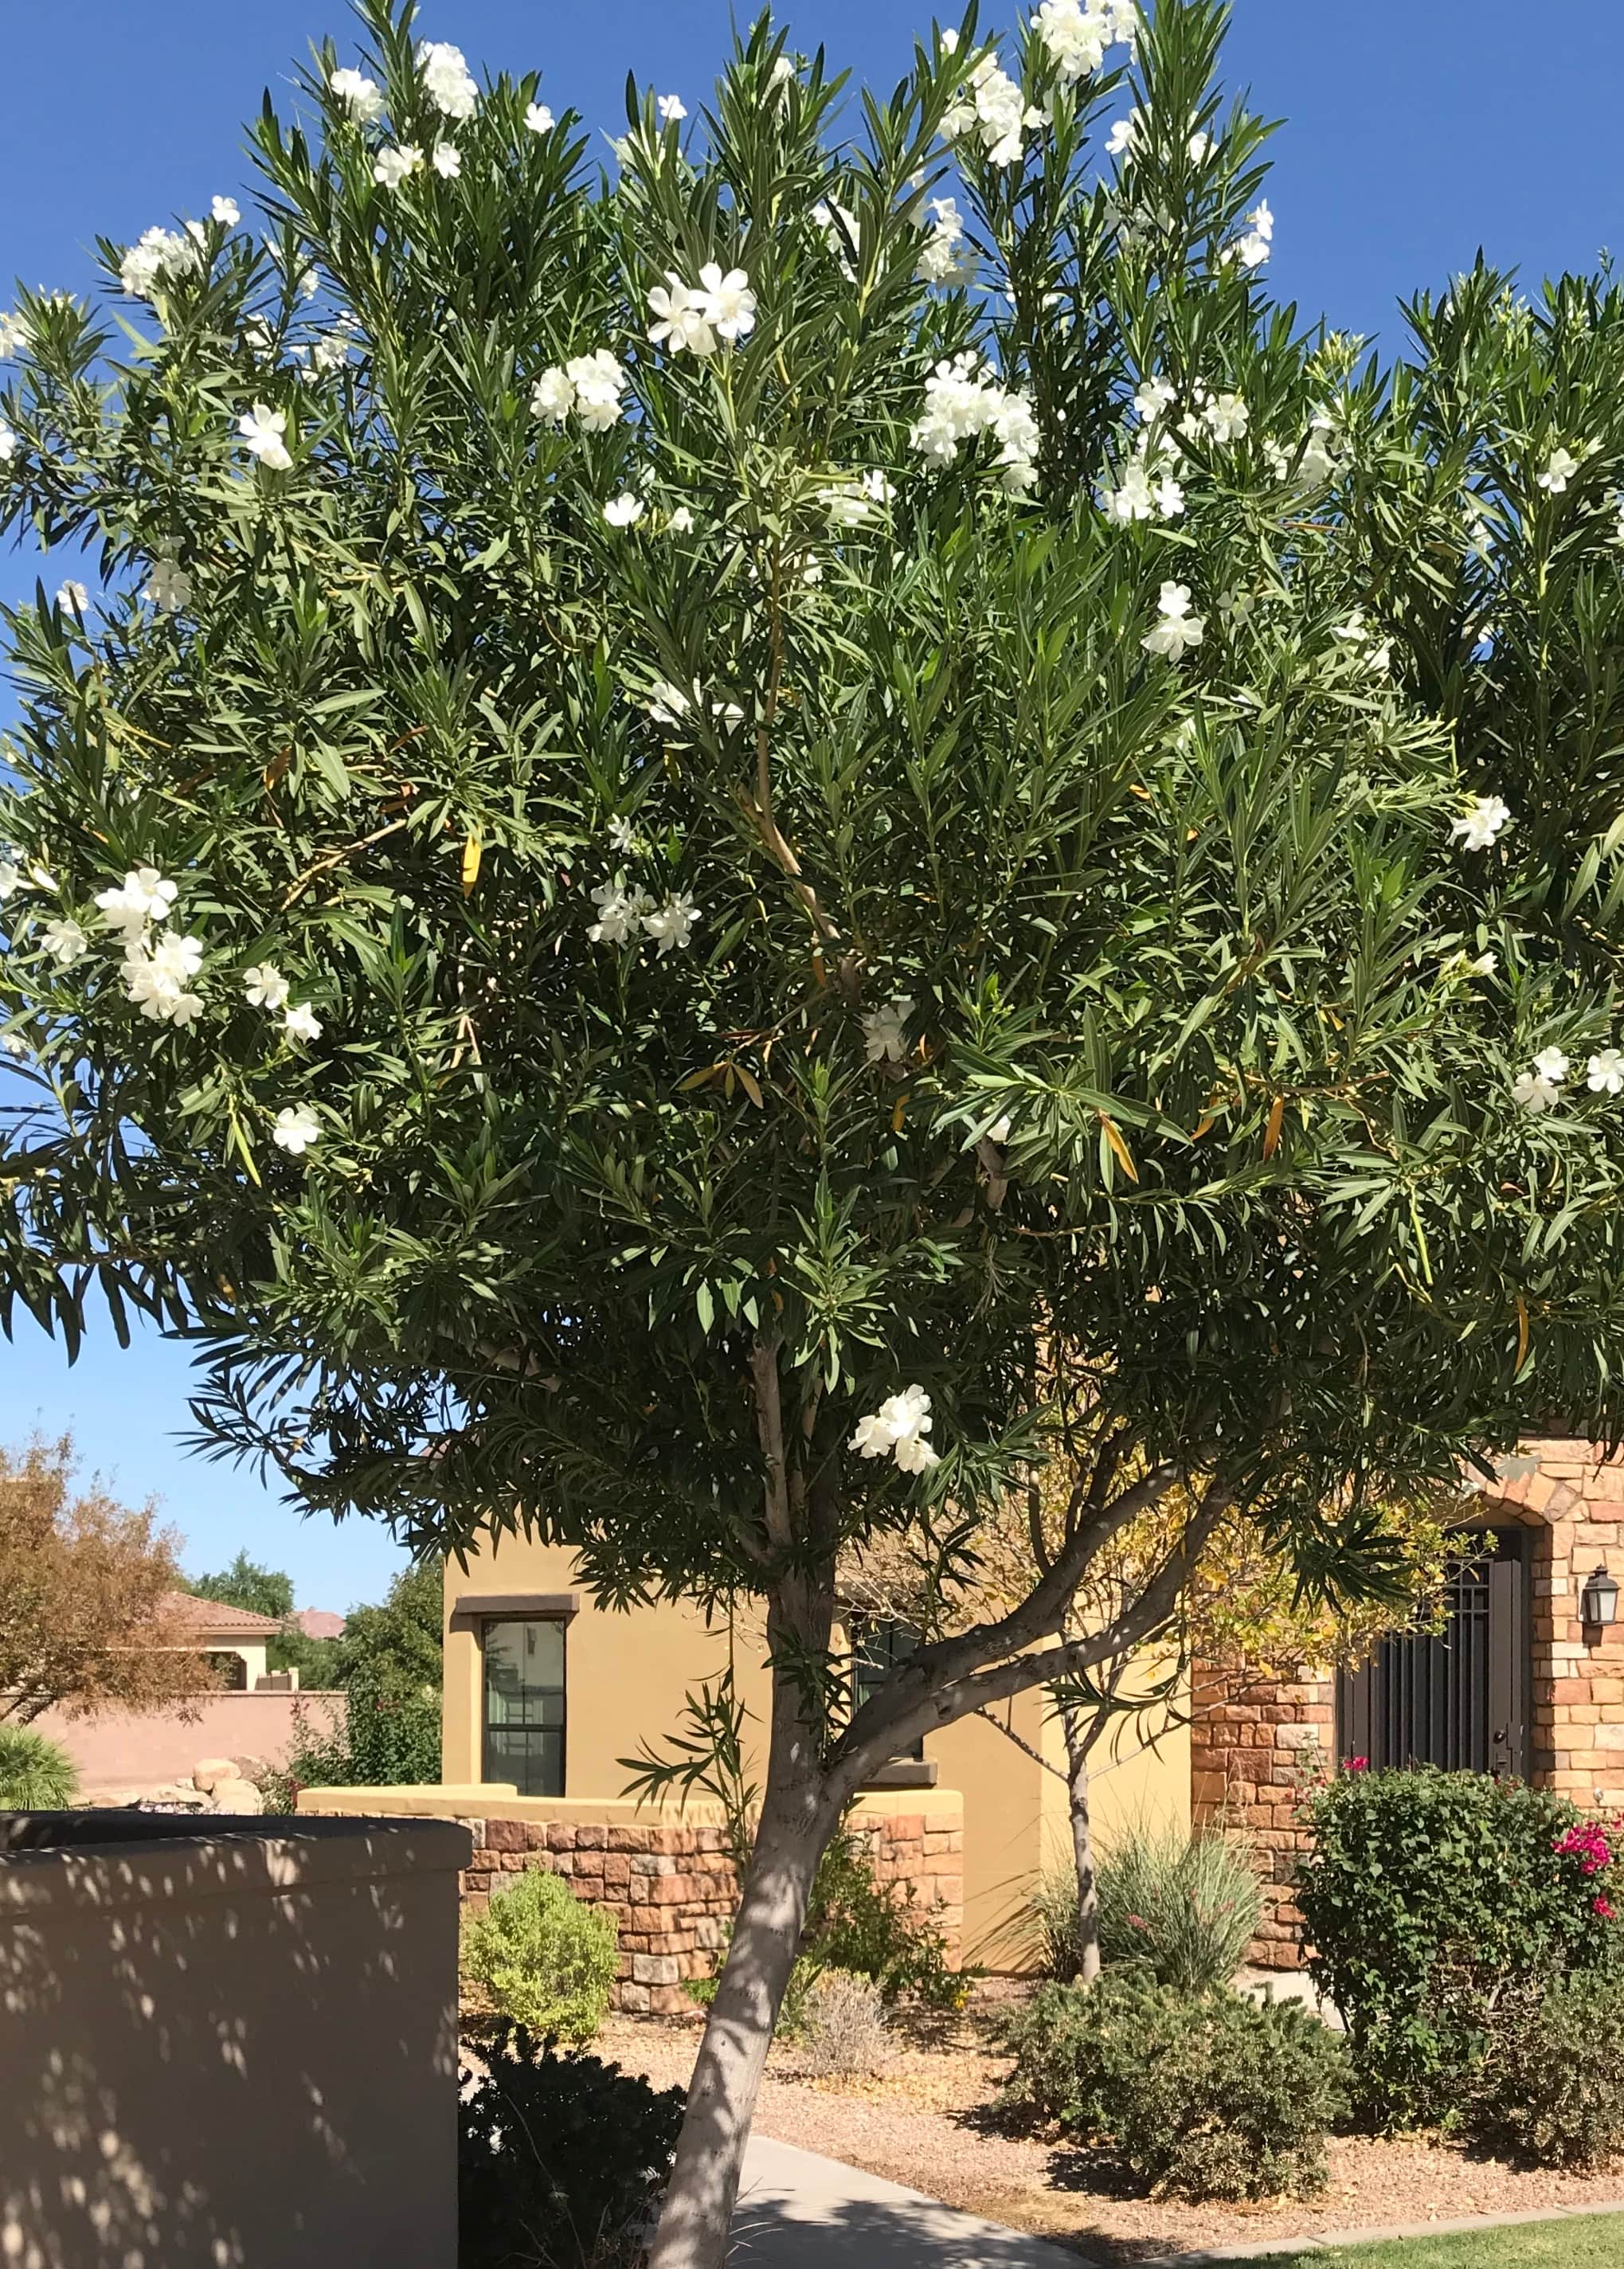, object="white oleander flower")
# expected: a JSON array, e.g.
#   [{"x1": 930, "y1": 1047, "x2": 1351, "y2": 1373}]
[
  {"x1": 0, "y1": 311, "x2": 29, "y2": 358},
  {"x1": 566, "y1": 349, "x2": 628, "y2": 432},
  {"x1": 119, "y1": 226, "x2": 201, "y2": 300},
  {"x1": 0, "y1": 422, "x2": 18, "y2": 465},
  {"x1": 432, "y1": 142, "x2": 461, "y2": 178},
  {"x1": 1133, "y1": 374, "x2": 1175, "y2": 422},
  {"x1": 282, "y1": 1003, "x2": 323, "y2": 1044},
  {"x1": 1450, "y1": 794, "x2": 1511, "y2": 851},
  {"x1": 525, "y1": 101, "x2": 555, "y2": 133},
  {"x1": 96, "y1": 867, "x2": 178, "y2": 936},
  {"x1": 330, "y1": 67, "x2": 385, "y2": 122},
  {"x1": 945, "y1": 54, "x2": 1036, "y2": 170},
  {"x1": 147, "y1": 555, "x2": 192, "y2": 612},
  {"x1": 917, "y1": 195, "x2": 975, "y2": 286},
  {"x1": 656, "y1": 94, "x2": 687, "y2": 123},
  {"x1": 273, "y1": 1104, "x2": 322, "y2": 1156},
  {"x1": 308, "y1": 331, "x2": 350, "y2": 374},
  {"x1": 123, "y1": 929, "x2": 205, "y2": 1024},
  {"x1": 1033, "y1": 0, "x2": 1108, "y2": 84},
  {"x1": 644, "y1": 681, "x2": 691, "y2": 728},
  {"x1": 647, "y1": 274, "x2": 717, "y2": 357},
  {"x1": 210, "y1": 197, "x2": 241, "y2": 229},
  {"x1": 1188, "y1": 129, "x2": 1214, "y2": 162},
  {"x1": 667, "y1": 505, "x2": 695, "y2": 534},
  {"x1": 812, "y1": 199, "x2": 859, "y2": 280},
  {"x1": 417, "y1": 40, "x2": 478, "y2": 119},
  {"x1": 1235, "y1": 198, "x2": 1274, "y2": 269},
  {"x1": 771, "y1": 54, "x2": 798, "y2": 87},
  {"x1": 1204, "y1": 392, "x2": 1250, "y2": 444},
  {"x1": 1143, "y1": 581, "x2": 1204, "y2": 661},
  {"x1": 1534, "y1": 1046, "x2": 1571, "y2": 1084},
  {"x1": 530, "y1": 365, "x2": 576, "y2": 425},
  {"x1": 55, "y1": 581, "x2": 88, "y2": 616},
  {"x1": 1512, "y1": 1068, "x2": 1560, "y2": 1114},
  {"x1": 607, "y1": 816, "x2": 637, "y2": 855},
  {"x1": 849, "y1": 1383, "x2": 938, "y2": 1470},
  {"x1": 372, "y1": 145, "x2": 424, "y2": 190},
  {"x1": 243, "y1": 962, "x2": 291, "y2": 1011},
  {"x1": 1152, "y1": 474, "x2": 1184, "y2": 518},
  {"x1": 1587, "y1": 1049, "x2": 1624, "y2": 1095},
  {"x1": 696, "y1": 264, "x2": 757, "y2": 344},
  {"x1": 586, "y1": 880, "x2": 653, "y2": 945},
  {"x1": 1536, "y1": 445, "x2": 1581, "y2": 495},
  {"x1": 237, "y1": 402, "x2": 292, "y2": 471},
  {"x1": 41, "y1": 918, "x2": 88, "y2": 967},
  {"x1": 0, "y1": 862, "x2": 21, "y2": 902},
  {"x1": 603, "y1": 493, "x2": 645, "y2": 528},
  {"x1": 862, "y1": 995, "x2": 914, "y2": 1065},
  {"x1": 641, "y1": 894, "x2": 700, "y2": 956},
  {"x1": 910, "y1": 353, "x2": 1038, "y2": 493},
  {"x1": 1105, "y1": 110, "x2": 1141, "y2": 156}
]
